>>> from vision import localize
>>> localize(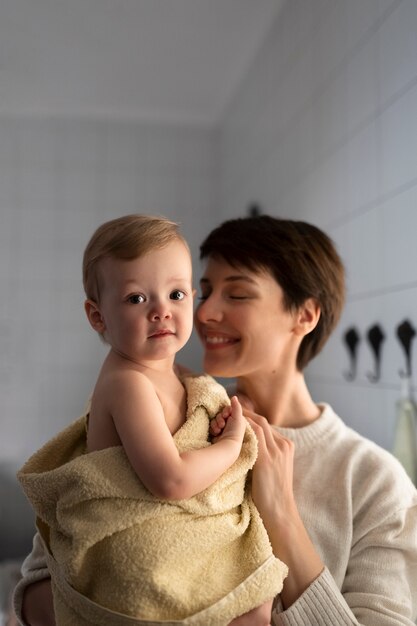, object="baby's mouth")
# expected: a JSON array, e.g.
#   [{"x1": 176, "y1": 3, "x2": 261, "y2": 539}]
[{"x1": 149, "y1": 329, "x2": 174, "y2": 338}]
